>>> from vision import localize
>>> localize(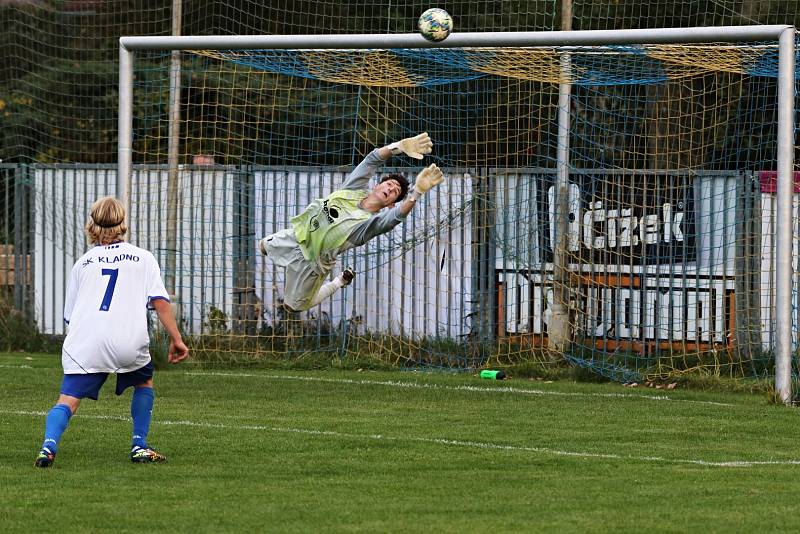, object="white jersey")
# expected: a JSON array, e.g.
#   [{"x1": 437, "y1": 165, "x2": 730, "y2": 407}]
[{"x1": 62, "y1": 242, "x2": 169, "y2": 374}]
